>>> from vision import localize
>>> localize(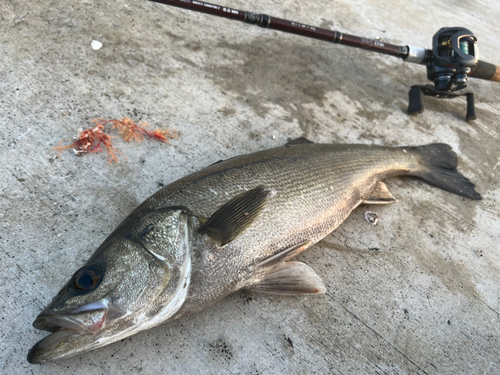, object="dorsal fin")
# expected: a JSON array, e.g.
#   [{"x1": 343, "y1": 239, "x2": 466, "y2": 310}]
[
  {"x1": 209, "y1": 159, "x2": 224, "y2": 166},
  {"x1": 362, "y1": 181, "x2": 396, "y2": 204},
  {"x1": 199, "y1": 186, "x2": 269, "y2": 246},
  {"x1": 285, "y1": 137, "x2": 314, "y2": 146}
]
